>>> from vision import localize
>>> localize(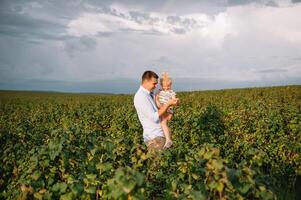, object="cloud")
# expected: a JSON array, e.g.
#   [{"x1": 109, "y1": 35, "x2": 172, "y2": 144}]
[
  {"x1": 152, "y1": 56, "x2": 179, "y2": 67},
  {"x1": 0, "y1": 9, "x2": 71, "y2": 42},
  {"x1": 81, "y1": 0, "x2": 285, "y2": 15},
  {"x1": 292, "y1": 56, "x2": 301, "y2": 60},
  {"x1": 256, "y1": 68, "x2": 288, "y2": 73},
  {"x1": 49, "y1": 2, "x2": 301, "y2": 83},
  {"x1": 63, "y1": 36, "x2": 98, "y2": 57},
  {"x1": 129, "y1": 10, "x2": 151, "y2": 23},
  {"x1": 0, "y1": 0, "x2": 301, "y2": 93},
  {"x1": 224, "y1": 0, "x2": 282, "y2": 7},
  {"x1": 226, "y1": 0, "x2": 261, "y2": 6},
  {"x1": 66, "y1": 11, "x2": 169, "y2": 37},
  {"x1": 66, "y1": 6, "x2": 236, "y2": 50}
]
